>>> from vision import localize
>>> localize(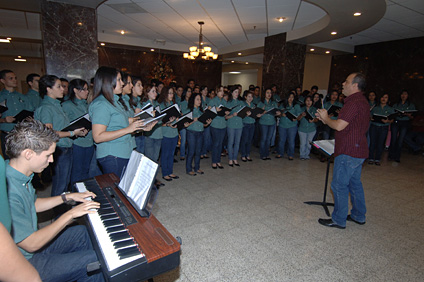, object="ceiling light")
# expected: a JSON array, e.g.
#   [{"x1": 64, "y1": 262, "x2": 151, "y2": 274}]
[
  {"x1": 231, "y1": 60, "x2": 234, "y2": 63},
  {"x1": 331, "y1": 31, "x2": 337, "y2": 35},
  {"x1": 100, "y1": 43, "x2": 105, "y2": 46},
  {"x1": 183, "y1": 21, "x2": 217, "y2": 61},
  {"x1": 276, "y1": 17, "x2": 286, "y2": 22},
  {"x1": 6, "y1": 37, "x2": 11, "y2": 40},
  {"x1": 120, "y1": 30, "x2": 125, "y2": 35},
  {"x1": 0, "y1": 39, "x2": 10, "y2": 43},
  {"x1": 77, "y1": 22, "x2": 83, "y2": 26},
  {"x1": 18, "y1": 55, "x2": 21, "y2": 58},
  {"x1": 245, "y1": 62, "x2": 249, "y2": 64},
  {"x1": 354, "y1": 12, "x2": 362, "y2": 16},
  {"x1": 325, "y1": 51, "x2": 330, "y2": 54},
  {"x1": 310, "y1": 48, "x2": 315, "y2": 51},
  {"x1": 238, "y1": 53, "x2": 242, "y2": 56},
  {"x1": 229, "y1": 71, "x2": 241, "y2": 74},
  {"x1": 151, "y1": 49, "x2": 155, "y2": 52},
  {"x1": 14, "y1": 58, "x2": 26, "y2": 62}
]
